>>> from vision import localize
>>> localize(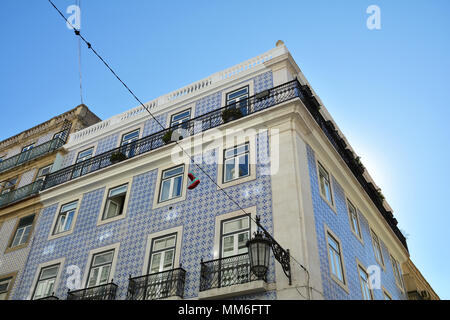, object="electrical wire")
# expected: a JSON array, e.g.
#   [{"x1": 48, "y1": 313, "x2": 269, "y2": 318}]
[{"x1": 47, "y1": 0, "x2": 318, "y2": 298}]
